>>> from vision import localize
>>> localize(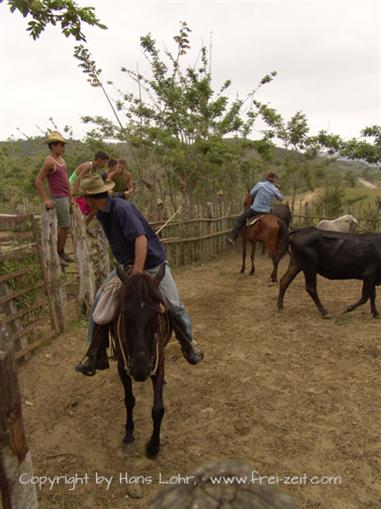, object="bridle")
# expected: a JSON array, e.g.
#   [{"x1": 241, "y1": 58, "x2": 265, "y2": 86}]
[{"x1": 115, "y1": 306, "x2": 165, "y2": 377}]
